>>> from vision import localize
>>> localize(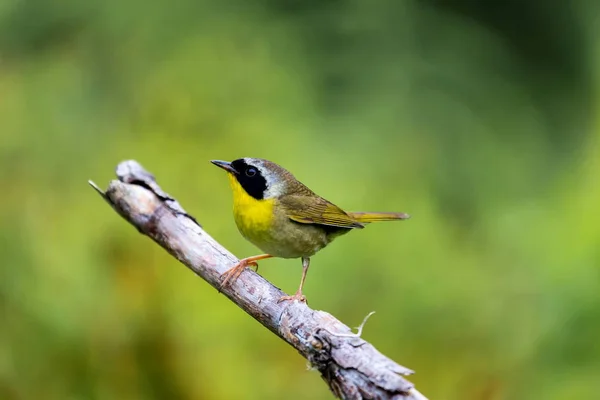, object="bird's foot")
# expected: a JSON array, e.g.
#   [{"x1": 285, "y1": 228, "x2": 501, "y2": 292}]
[
  {"x1": 218, "y1": 259, "x2": 258, "y2": 293},
  {"x1": 277, "y1": 290, "x2": 307, "y2": 304}
]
